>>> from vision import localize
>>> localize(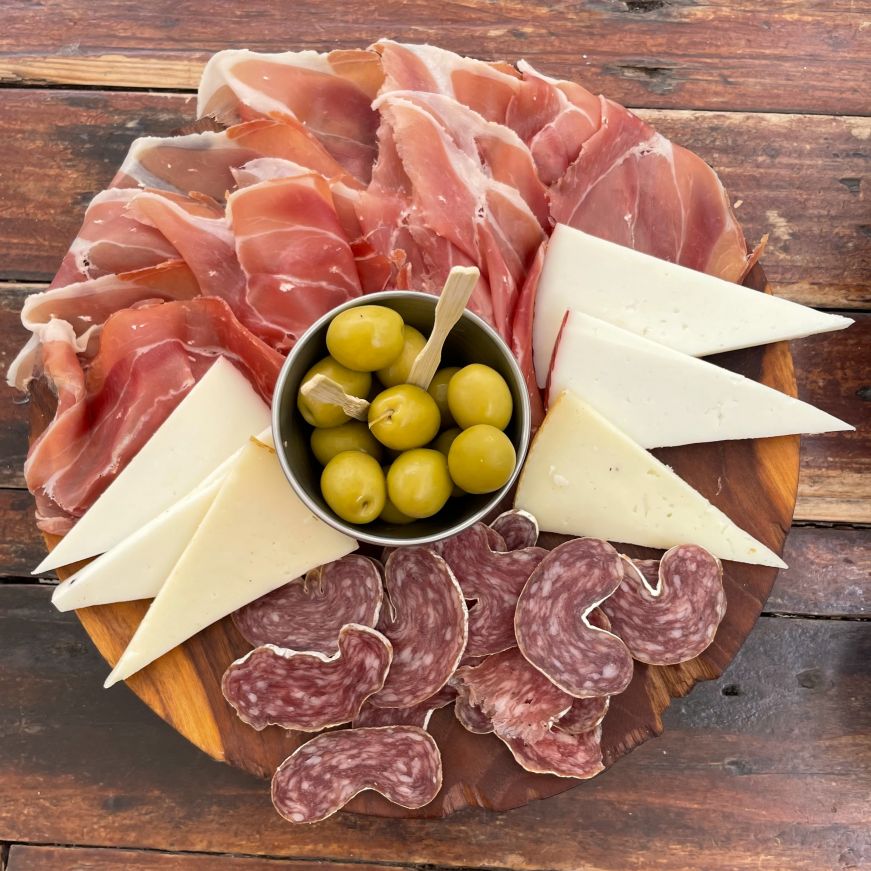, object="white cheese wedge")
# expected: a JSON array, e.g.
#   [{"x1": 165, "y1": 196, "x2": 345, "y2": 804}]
[
  {"x1": 103, "y1": 437, "x2": 357, "y2": 687},
  {"x1": 34, "y1": 357, "x2": 271, "y2": 574},
  {"x1": 533, "y1": 224, "x2": 852, "y2": 387},
  {"x1": 548, "y1": 311, "x2": 852, "y2": 447},
  {"x1": 514, "y1": 390, "x2": 786, "y2": 568}
]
